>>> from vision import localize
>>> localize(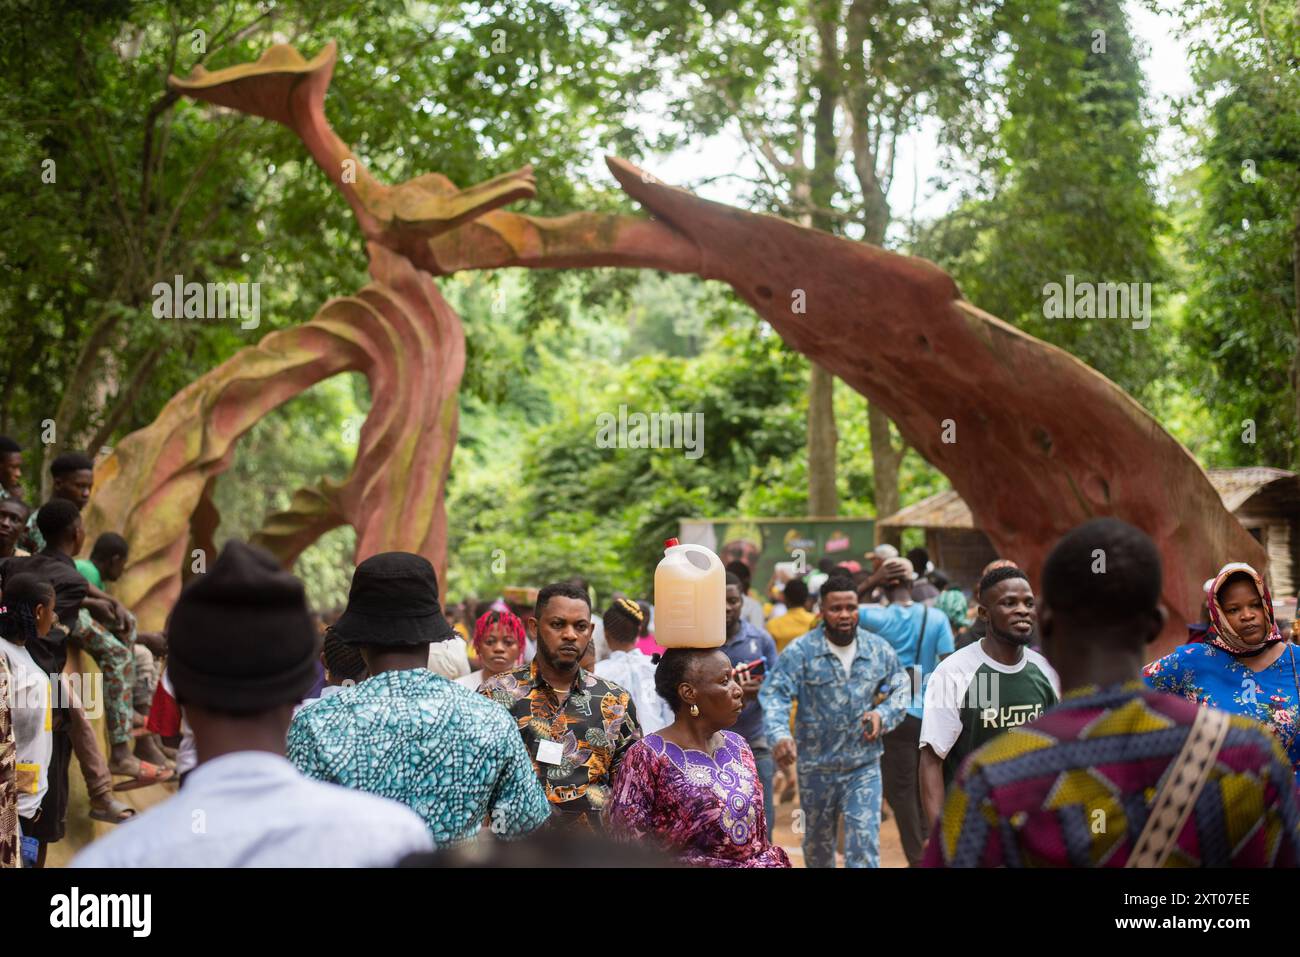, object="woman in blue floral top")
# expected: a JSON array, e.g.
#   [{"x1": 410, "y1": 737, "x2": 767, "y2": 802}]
[{"x1": 1144, "y1": 562, "x2": 1300, "y2": 781}]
